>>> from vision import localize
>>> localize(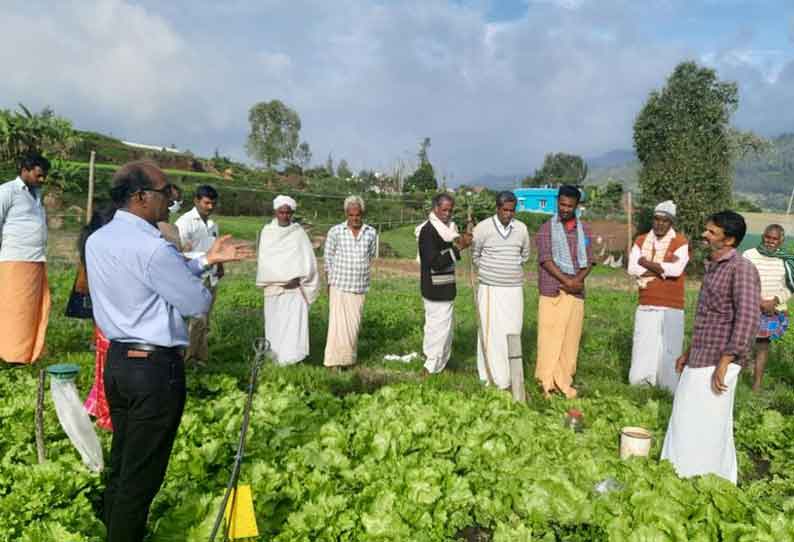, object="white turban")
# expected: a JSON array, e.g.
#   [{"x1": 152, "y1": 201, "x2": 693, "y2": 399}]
[
  {"x1": 273, "y1": 195, "x2": 297, "y2": 211},
  {"x1": 654, "y1": 200, "x2": 676, "y2": 219}
]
